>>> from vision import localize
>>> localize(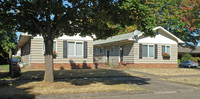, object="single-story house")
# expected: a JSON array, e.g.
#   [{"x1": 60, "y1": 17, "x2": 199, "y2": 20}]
[
  {"x1": 17, "y1": 33, "x2": 94, "y2": 69},
  {"x1": 93, "y1": 26, "x2": 184, "y2": 68},
  {"x1": 178, "y1": 46, "x2": 200, "y2": 59}
]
